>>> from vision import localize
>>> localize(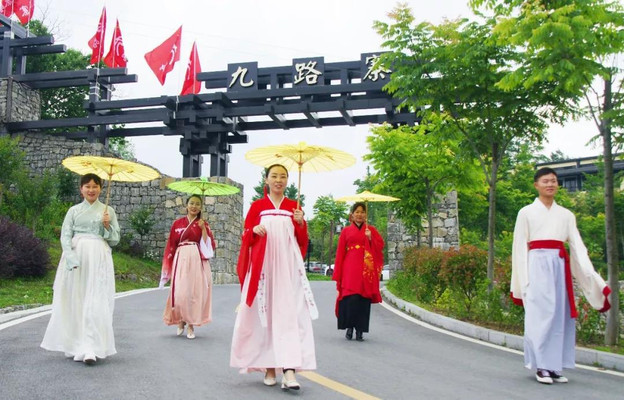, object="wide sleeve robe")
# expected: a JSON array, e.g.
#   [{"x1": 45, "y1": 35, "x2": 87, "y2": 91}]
[{"x1": 511, "y1": 198, "x2": 611, "y2": 312}]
